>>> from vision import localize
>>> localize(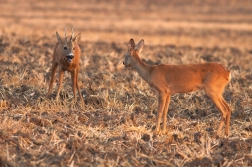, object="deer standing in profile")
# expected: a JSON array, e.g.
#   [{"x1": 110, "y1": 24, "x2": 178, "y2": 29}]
[
  {"x1": 47, "y1": 27, "x2": 84, "y2": 106},
  {"x1": 123, "y1": 38, "x2": 231, "y2": 136}
]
